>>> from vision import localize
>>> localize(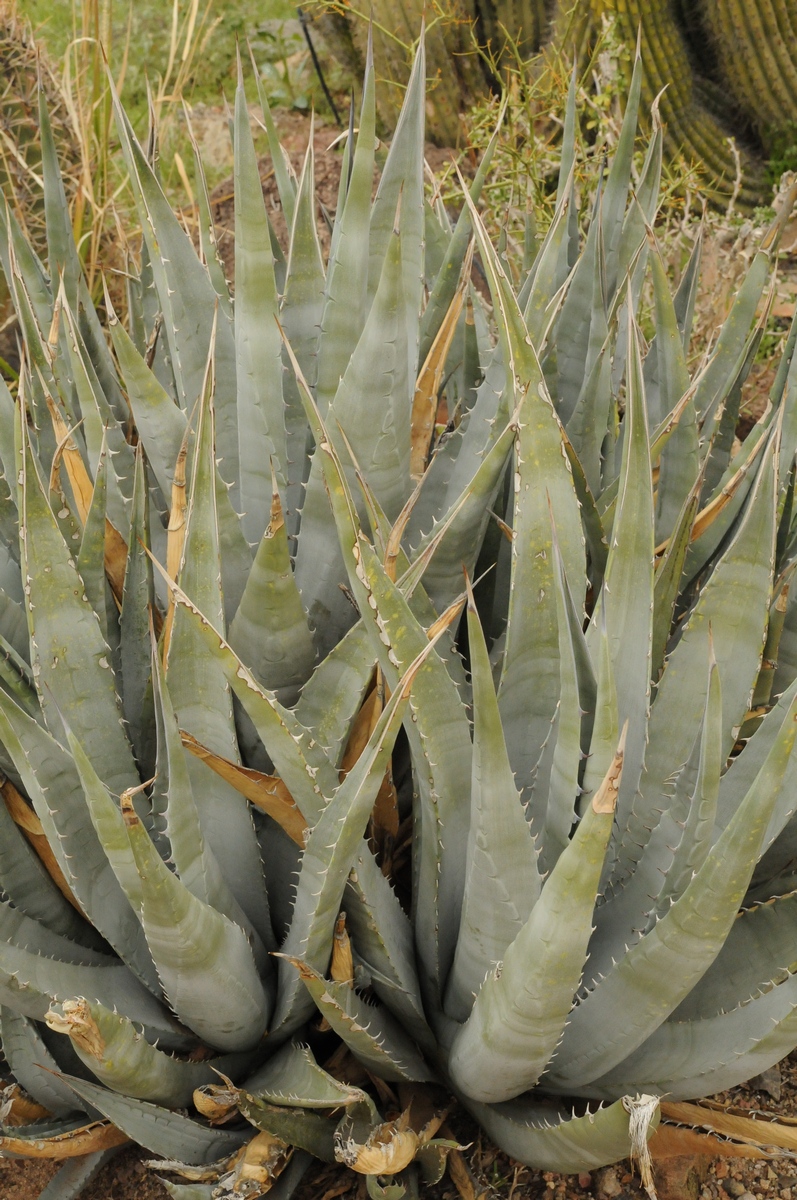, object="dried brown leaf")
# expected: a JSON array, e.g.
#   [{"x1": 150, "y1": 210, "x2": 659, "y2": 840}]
[
  {"x1": 592, "y1": 722, "x2": 627, "y2": 814},
  {"x1": 448, "y1": 1146, "x2": 486, "y2": 1200},
  {"x1": 162, "y1": 427, "x2": 190, "y2": 662},
  {"x1": 330, "y1": 912, "x2": 354, "y2": 987},
  {"x1": 0, "y1": 1120, "x2": 128, "y2": 1158},
  {"x1": 649, "y1": 1124, "x2": 763, "y2": 1161},
  {"x1": 45, "y1": 999, "x2": 105, "y2": 1059},
  {"x1": 180, "y1": 731, "x2": 307, "y2": 845},
  {"x1": 1, "y1": 1086, "x2": 51, "y2": 1127},
  {"x1": 660, "y1": 1100, "x2": 797, "y2": 1154},
  {"x1": 2, "y1": 779, "x2": 83, "y2": 912},
  {"x1": 410, "y1": 251, "x2": 471, "y2": 480}
]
